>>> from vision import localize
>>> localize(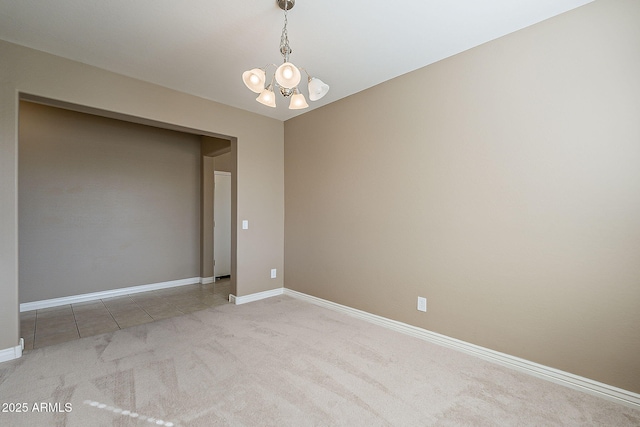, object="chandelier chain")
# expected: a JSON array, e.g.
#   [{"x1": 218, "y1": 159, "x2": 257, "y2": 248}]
[{"x1": 279, "y1": 1, "x2": 291, "y2": 61}]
